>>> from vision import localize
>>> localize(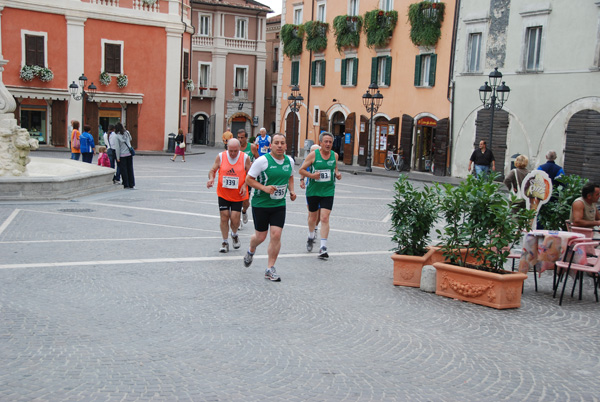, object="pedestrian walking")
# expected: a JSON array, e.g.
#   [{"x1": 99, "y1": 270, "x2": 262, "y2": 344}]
[
  {"x1": 537, "y1": 150, "x2": 565, "y2": 186},
  {"x1": 468, "y1": 140, "x2": 495, "y2": 178},
  {"x1": 111, "y1": 122, "x2": 135, "y2": 189},
  {"x1": 79, "y1": 125, "x2": 95, "y2": 163},
  {"x1": 299, "y1": 132, "x2": 341, "y2": 260},
  {"x1": 70, "y1": 120, "x2": 81, "y2": 161},
  {"x1": 207, "y1": 138, "x2": 251, "y2": 252},
  {"x1": 503, "y1": 154, "x2": 530, "y2": 212},
  {"x1": 243, "y1": 133, "x2": 297, "y2": 282},
  {"x1": 171, "y1": 129, "x2": 186, "y2": 162}
]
